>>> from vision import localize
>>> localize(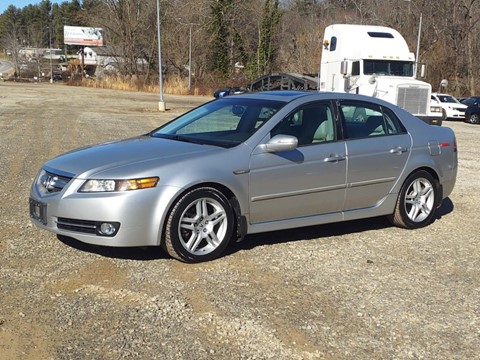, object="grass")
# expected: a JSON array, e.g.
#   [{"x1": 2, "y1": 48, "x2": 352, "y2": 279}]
[{"x1": 78, "y1": 74, "x2": 213, "y2": 96}]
